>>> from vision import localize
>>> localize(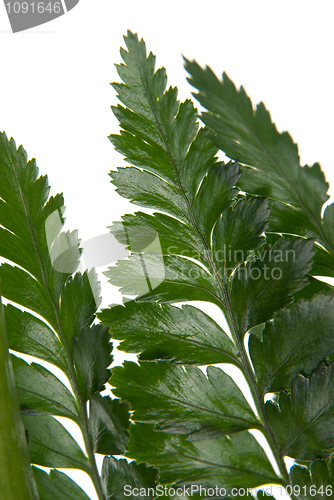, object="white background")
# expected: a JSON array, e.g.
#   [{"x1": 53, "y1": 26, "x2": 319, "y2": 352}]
[{"x1": 1, "y1": 1, "x2": 333, "y2": 498}]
